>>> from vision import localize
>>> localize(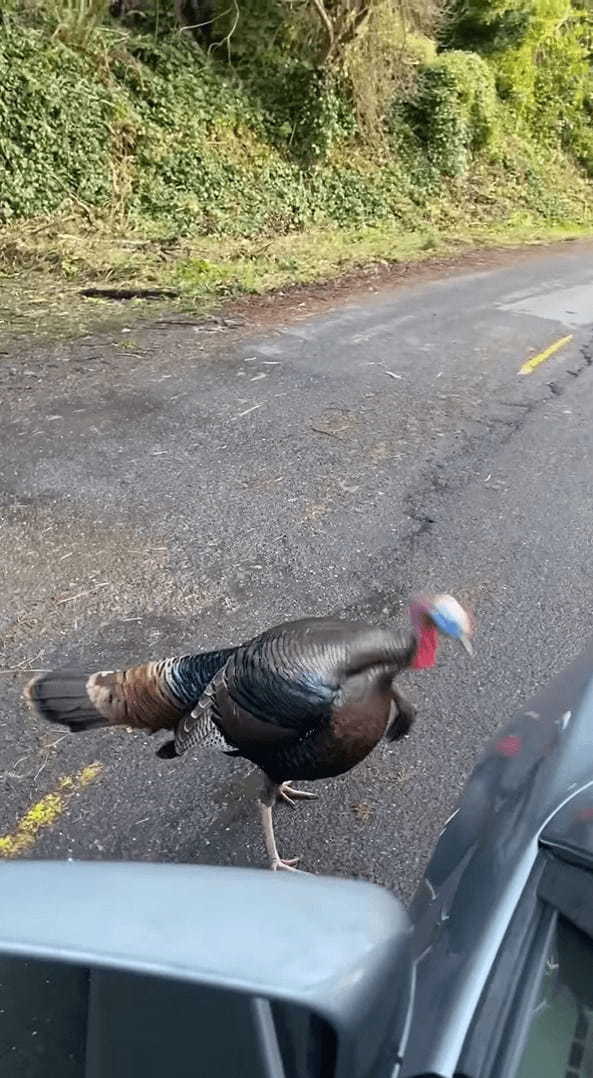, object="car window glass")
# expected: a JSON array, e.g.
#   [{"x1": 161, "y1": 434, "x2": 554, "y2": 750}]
[{"x1": 515, "y1": 915, "x2": 593, "y2": 1078}]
